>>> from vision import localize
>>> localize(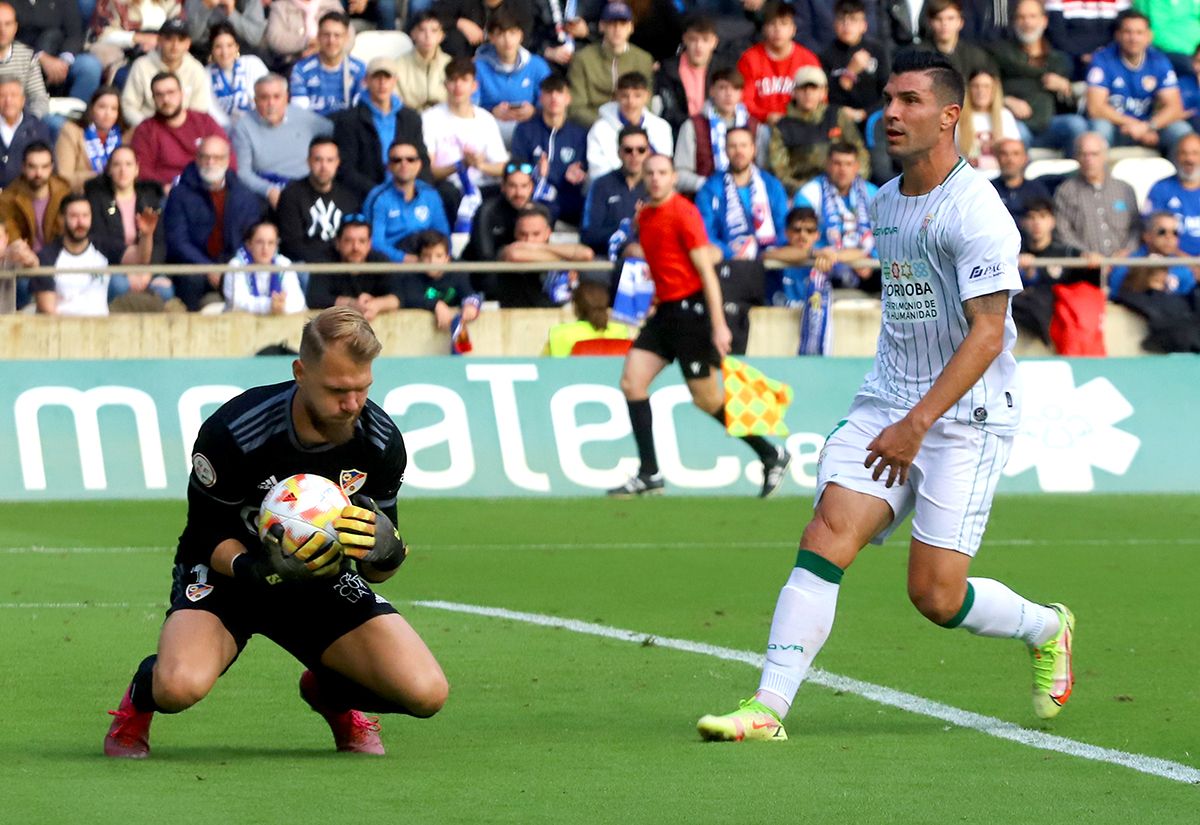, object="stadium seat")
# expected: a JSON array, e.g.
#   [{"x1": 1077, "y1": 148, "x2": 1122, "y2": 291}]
[
  {"x1": 1111, "y1": 156, "x2": 1176, "y2": 211},
  {"x1": 569, "y1": 337, "x2": 633, "y2": 356},
  {"x1": 350, "y1": 30, "x2": 413, "y2": 64},
  {"x1": 1025, "y1": 158, "x2": 1079, "y2": 180},
  {"x1": 549, "y1": 231, "x2": 581, "y2": 245},
  {"x1": 1026, "y1": 147, "x2": 1064, "y2": 162}
]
